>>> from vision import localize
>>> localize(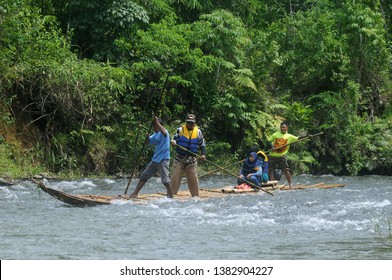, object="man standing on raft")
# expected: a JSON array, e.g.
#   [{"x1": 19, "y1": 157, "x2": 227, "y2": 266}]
[
  {"x1": 128, "y1": 116, "x2": 173, "y2": 198},
  {"x1": 170, "y1": 114, "x2": 206, "y2": 197},
  {"x1": 268, "y1": 121, "x2": 299, "y2": 188}
]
